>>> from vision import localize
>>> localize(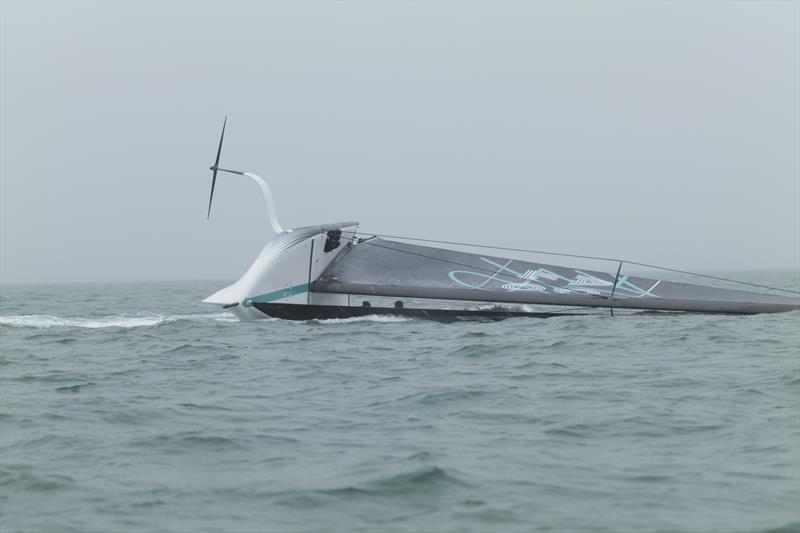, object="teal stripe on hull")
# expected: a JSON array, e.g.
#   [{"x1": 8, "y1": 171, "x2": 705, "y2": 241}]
[{"x1": 243, "y1": 283, "x2": 310, "y2": 307}]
